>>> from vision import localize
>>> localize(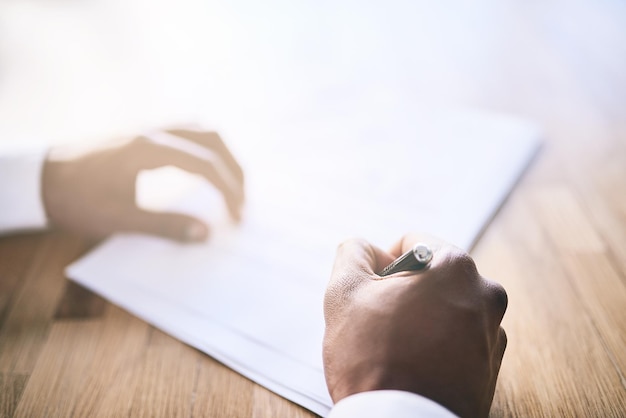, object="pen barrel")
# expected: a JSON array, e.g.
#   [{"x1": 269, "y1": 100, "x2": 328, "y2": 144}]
[
  {"x1": 378, "y1": 252, "x2": 426, "y2": 276},
  {"x1": 377, "y1": 243, "x2": 433, "y2": 277}
]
